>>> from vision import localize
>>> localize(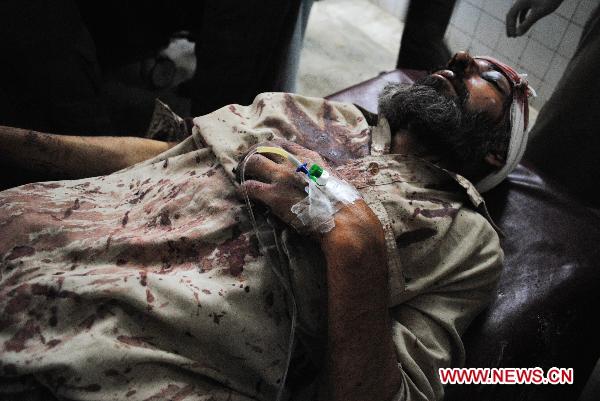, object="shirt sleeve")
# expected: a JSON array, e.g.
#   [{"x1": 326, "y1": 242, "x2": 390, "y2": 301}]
[{"x1": 389, "y1": 213, "x2": 503, "y2": 401}]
